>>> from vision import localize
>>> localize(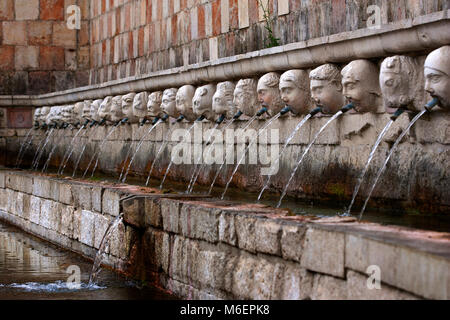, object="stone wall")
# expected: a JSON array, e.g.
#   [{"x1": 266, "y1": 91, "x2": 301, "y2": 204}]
[
  {"x1": 4, "y1": 107, "x2": 449, "y2": 213},
  {"x1": 0, "y1": 169, "x2": 449, "y2": 299},
  {"x1": 0, "y1": 0, "x2": 90, "y2": 95},
  {"x1": 88, "y1": 0, "x2": 448, "y2": 85}
]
